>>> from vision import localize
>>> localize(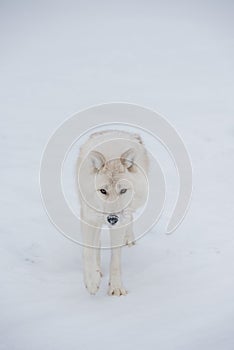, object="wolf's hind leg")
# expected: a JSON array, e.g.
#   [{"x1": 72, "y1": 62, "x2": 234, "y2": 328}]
[
  {"x1": 123, "y1": 212, "x2": 135, "y2": 247},
  {"x1": 96, "y1": 240, "x2": 103, "y2": 277}
]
